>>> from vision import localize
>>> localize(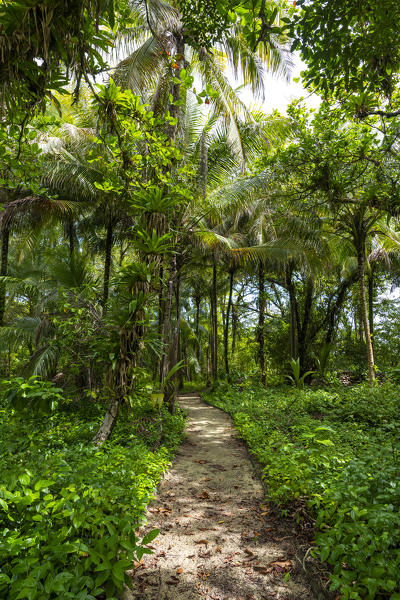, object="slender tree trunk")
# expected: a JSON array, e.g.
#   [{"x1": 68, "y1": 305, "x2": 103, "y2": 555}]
[
  {"x1": 161, "y1": 255, "x2": 176, "y2": 384},
  {"x1": 257, "y1": 261, "x2": 266, "y2": 386},
  {"x1": 298, "y1": 277, "x2": 313, "y2": 372},
  {"x1": 206, "y1": 343, "x2": 211, "y2": 386},
  {"x1": 102, "y1": 221, "x2": 113, "y2": 312},
  {"x1": 210, "y1": 298, "x2": 215, "y2": 379},
  {"x1": 156, "y1": 264, "x2": 165, "y2": 382},
  {"x1": 0, "y1": 226, "x2": 10, "y2": 326},
  {"x1": 93, "y1": 397, "x2": 120, "y2": 444},
  {"x1": 285, "y1": 268, "x2": 298, "y2": 360},
  {"x1": 211, "y1": 255, "x2": 218, "y2": 380},
  {"x1": 231, "y1": 304, "x2": 237, "y2": 356},
  {"x1": 175, "y1": 270, "x2": 184, "y2": 391},
  {"x1": 224, "y1": 269, "x2": 234, "y2": 379},
  {"x1": 162, "y1": 255, "x2": 182, "y2": 412},
  {"x1": 368, "y1": 271, "x2": 374, "y2": 351},
  {"x1": 357, "y1": 247, "x2": 375, "y2": 384},
  {"x1": 195, "y1": 295, "x2": 201, "y2": 362},
  {"x1": 325, "y1": 274, "x2": 357, "y2": 344},
  {"x1": 67, "y1": 219, "x2": 75, "y2": 257}
]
